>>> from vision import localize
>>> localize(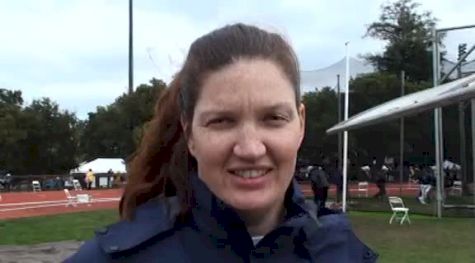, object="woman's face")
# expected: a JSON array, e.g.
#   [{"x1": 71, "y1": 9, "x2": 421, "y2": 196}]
[{"x1": 186, "y1": 58, "x2": 305, "y2": 213}]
